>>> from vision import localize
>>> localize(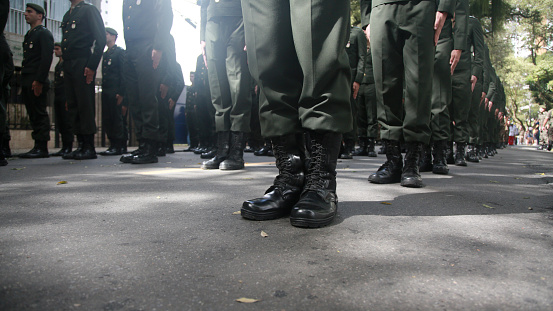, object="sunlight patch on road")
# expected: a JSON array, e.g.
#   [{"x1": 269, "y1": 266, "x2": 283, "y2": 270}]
[{"x1": 136, "y1": 162, "x2": 275, "y2": 175}]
